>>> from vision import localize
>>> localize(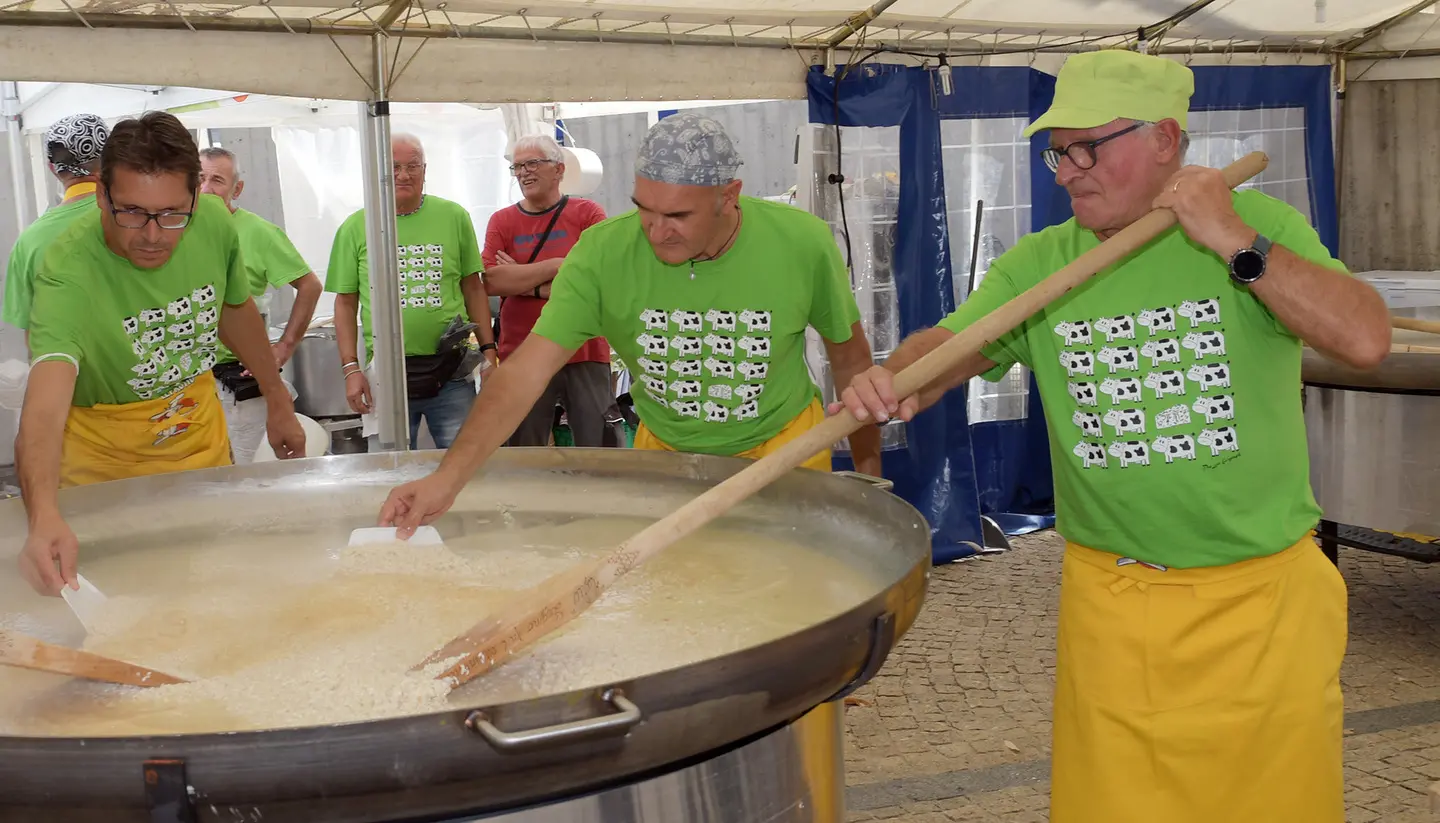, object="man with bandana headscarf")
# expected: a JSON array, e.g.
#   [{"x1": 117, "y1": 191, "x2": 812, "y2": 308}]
[
  {"x1": 378, "y1": 112, "x2": 880, "y2": 528},
  {"x1": 3, "y1": 113, "x2": 109, "y2": 344}
]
